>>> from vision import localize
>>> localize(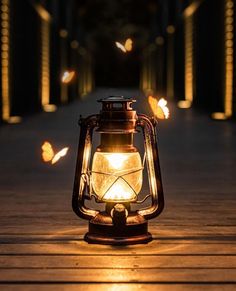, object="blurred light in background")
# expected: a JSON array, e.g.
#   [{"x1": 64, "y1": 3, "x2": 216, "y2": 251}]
[
  {"x1": 59, "y1": 29, "x2": 68, "y2": 38},
  {"x1": 1, "y1": 0, "x2": 21, "y2": 123},
  {"x1": 155, "y1": 36, "x2": 164, "y2": 46},
  {"x1": 177, "y1": 4, "x2": 196, "y2": 110},
  {"x1": 36, "y1": 3, "x2": 56, "y2": 112},
  {"x1": 211, "y1": 112, "x2": 228, "y2": 120},
  {"x1": 184, "y1": 15, "x2": 193, "y2": 107},
  {"x1": 70, "y1": 40, "x2": 79, "y2": 49},
  {"x1": 177, "y1": 100, "x2": 192, "y2": 109},
  {"x1": 43, "y1": 104, "x2": 57, "y2": 113},
  {"x1": 1, "y1": 0, "x2": 10, "y2": 121},
  {"x1": 212, "y1": 0, "x2": 234, "y2": 120},
  {"x1": 41, "y1": 17, "x2": 50, "y2": 111},
  {"x1": 183, "y1": 1, "x2": 201, "y2": 18},
  {"x1": 224, "y1": 0, "x2": 234, "y2": 118},
  {"x1": 166, "y1": 25, "x2": 175, "y2": 34}
]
